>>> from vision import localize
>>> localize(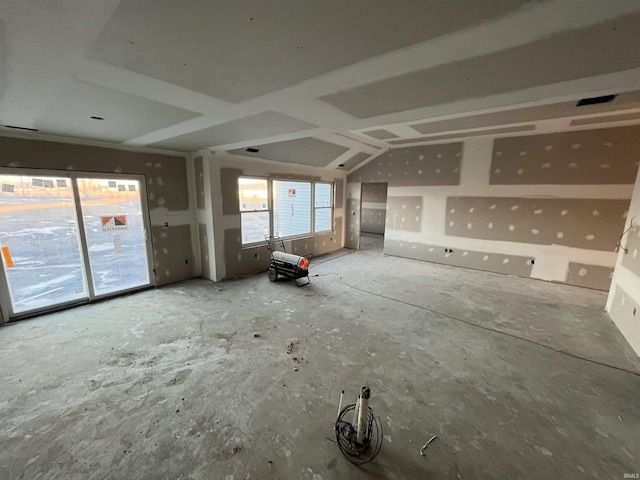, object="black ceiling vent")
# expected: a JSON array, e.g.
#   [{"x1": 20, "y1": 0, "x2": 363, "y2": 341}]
[
  {"x1": 576, "y1": 94, "x2": 617, "y2": 107},
  {"x1": 4, "y1": 125, "x2": 39, "y2": 132},
  {"x1": 338, "y1": 163, "x2": 345, "y2": 167},
  {"x1": 246, "y1": 147, "x2": 260, "y2": 153}
]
